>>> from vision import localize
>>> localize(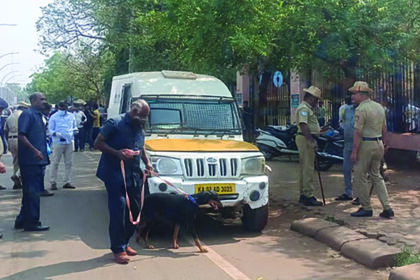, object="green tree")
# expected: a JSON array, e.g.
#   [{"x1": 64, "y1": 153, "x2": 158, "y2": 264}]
[
  {"x1": 28, "y1": 49, "x2": 110, "y2": 103},
  {"x1": 35, "y1": 0, "x2": 420, "y2": 102}
]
